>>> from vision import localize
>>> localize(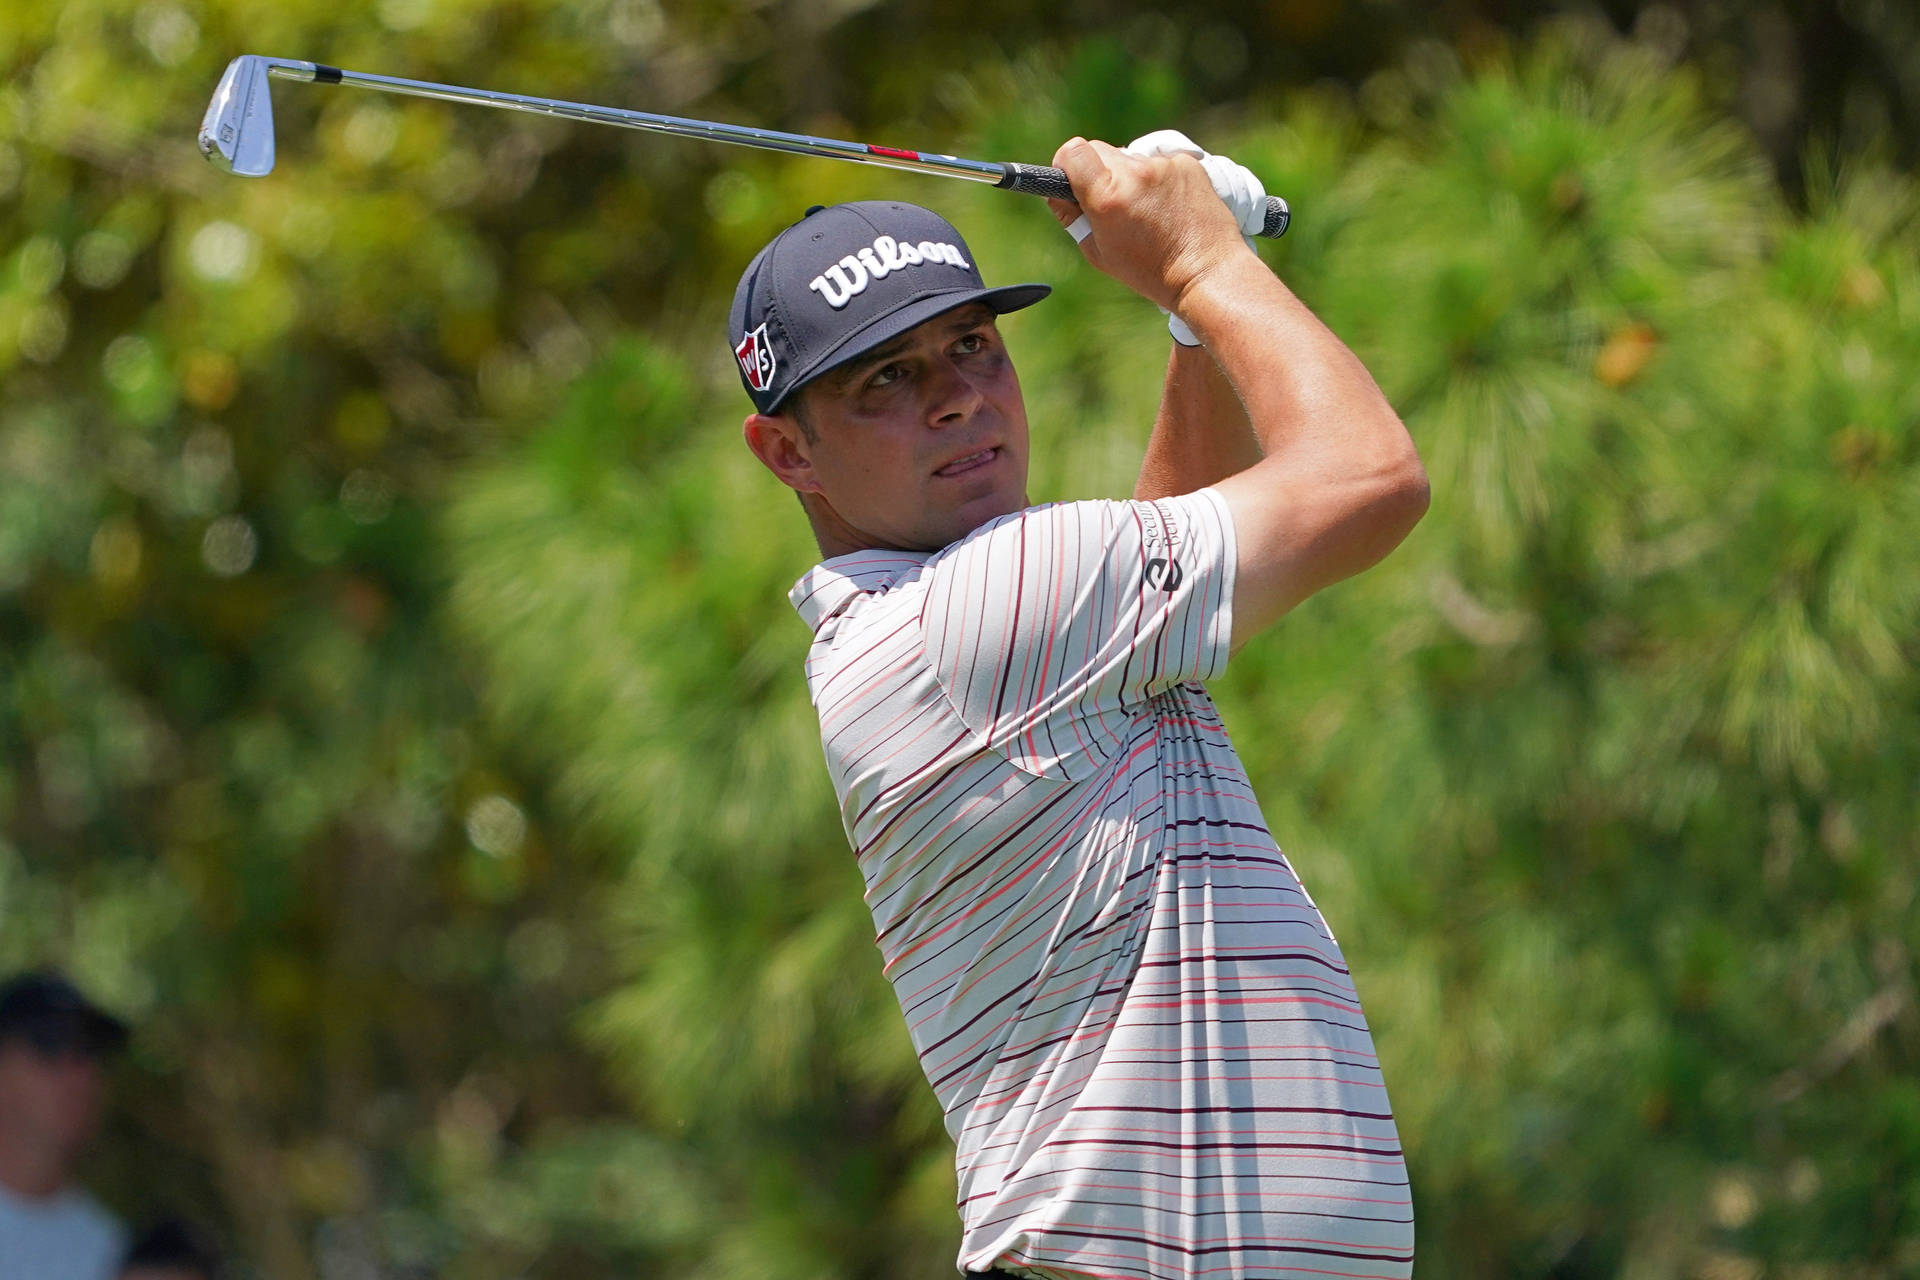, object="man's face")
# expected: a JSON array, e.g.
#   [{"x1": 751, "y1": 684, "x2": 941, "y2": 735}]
[
  {"x1": 747, "y1": 304, "x2": 1030, "y2": 553},
  {"x1": 0, "y1": 1038, "x2": 108, "y2": 1160}
]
